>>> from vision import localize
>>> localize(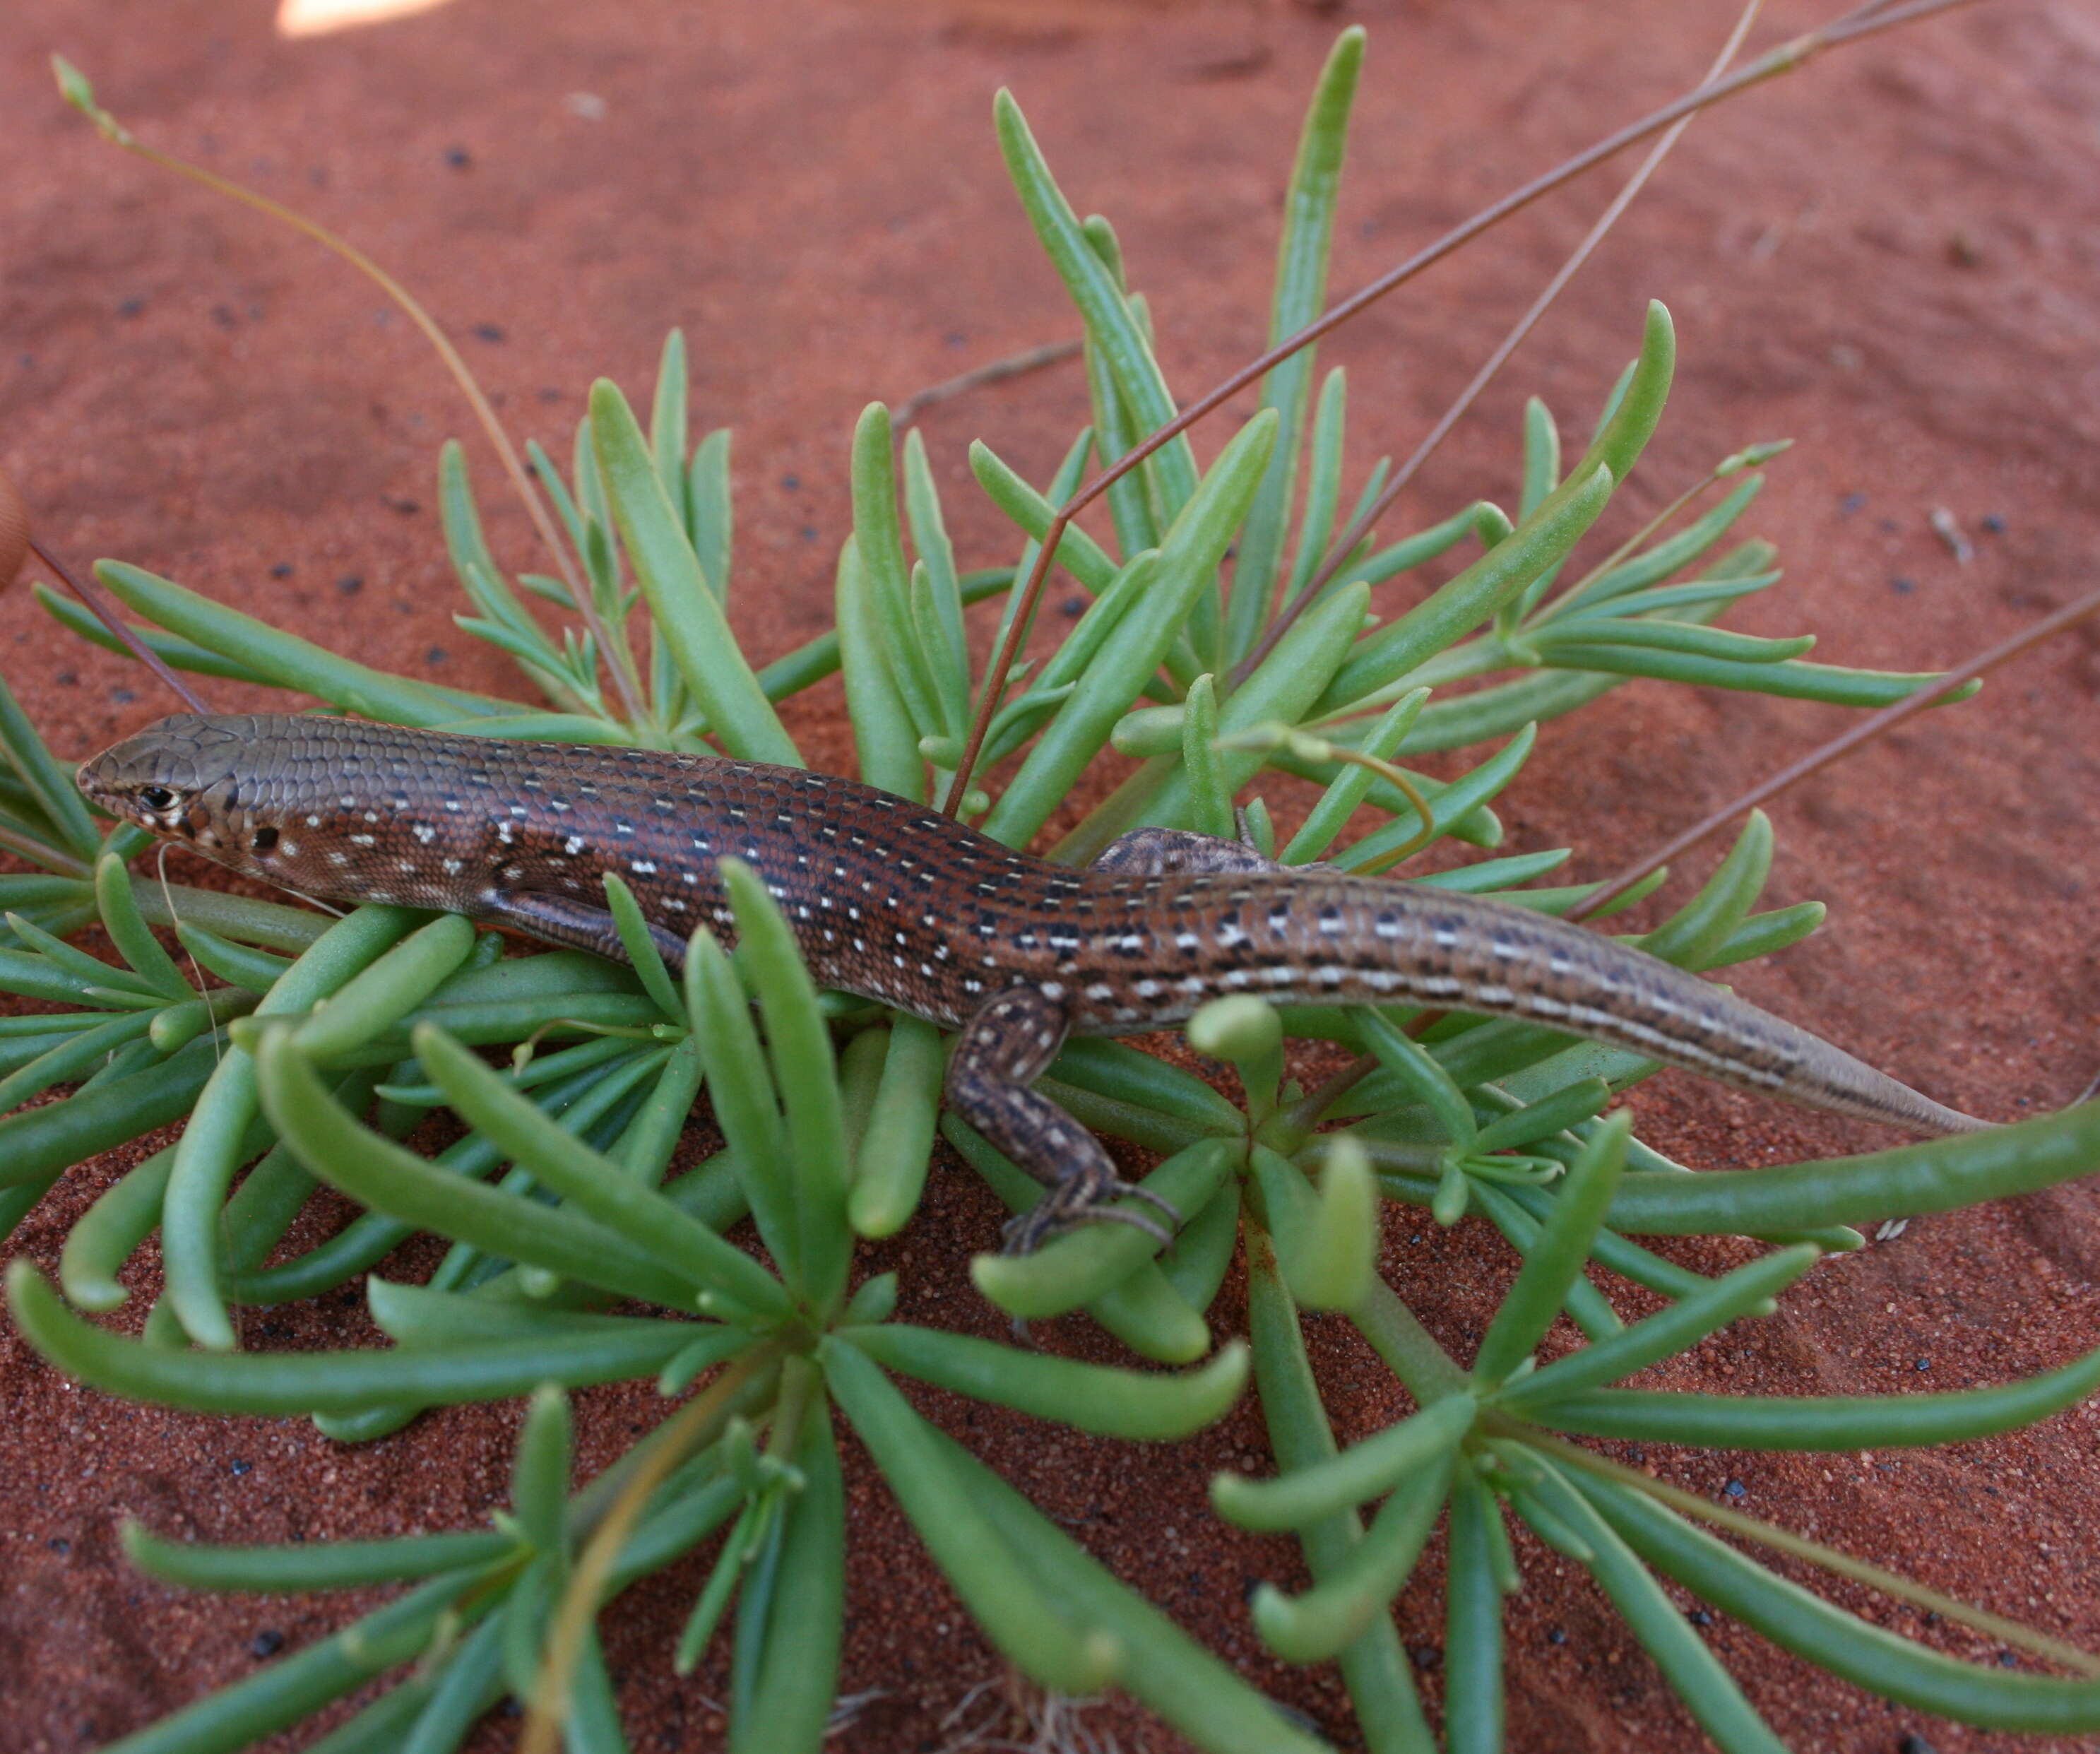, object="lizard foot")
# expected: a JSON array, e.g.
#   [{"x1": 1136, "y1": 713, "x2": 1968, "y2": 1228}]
[{"x1": 1001, "y1": 1173, "x2": 1182, "y2": 1255}]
